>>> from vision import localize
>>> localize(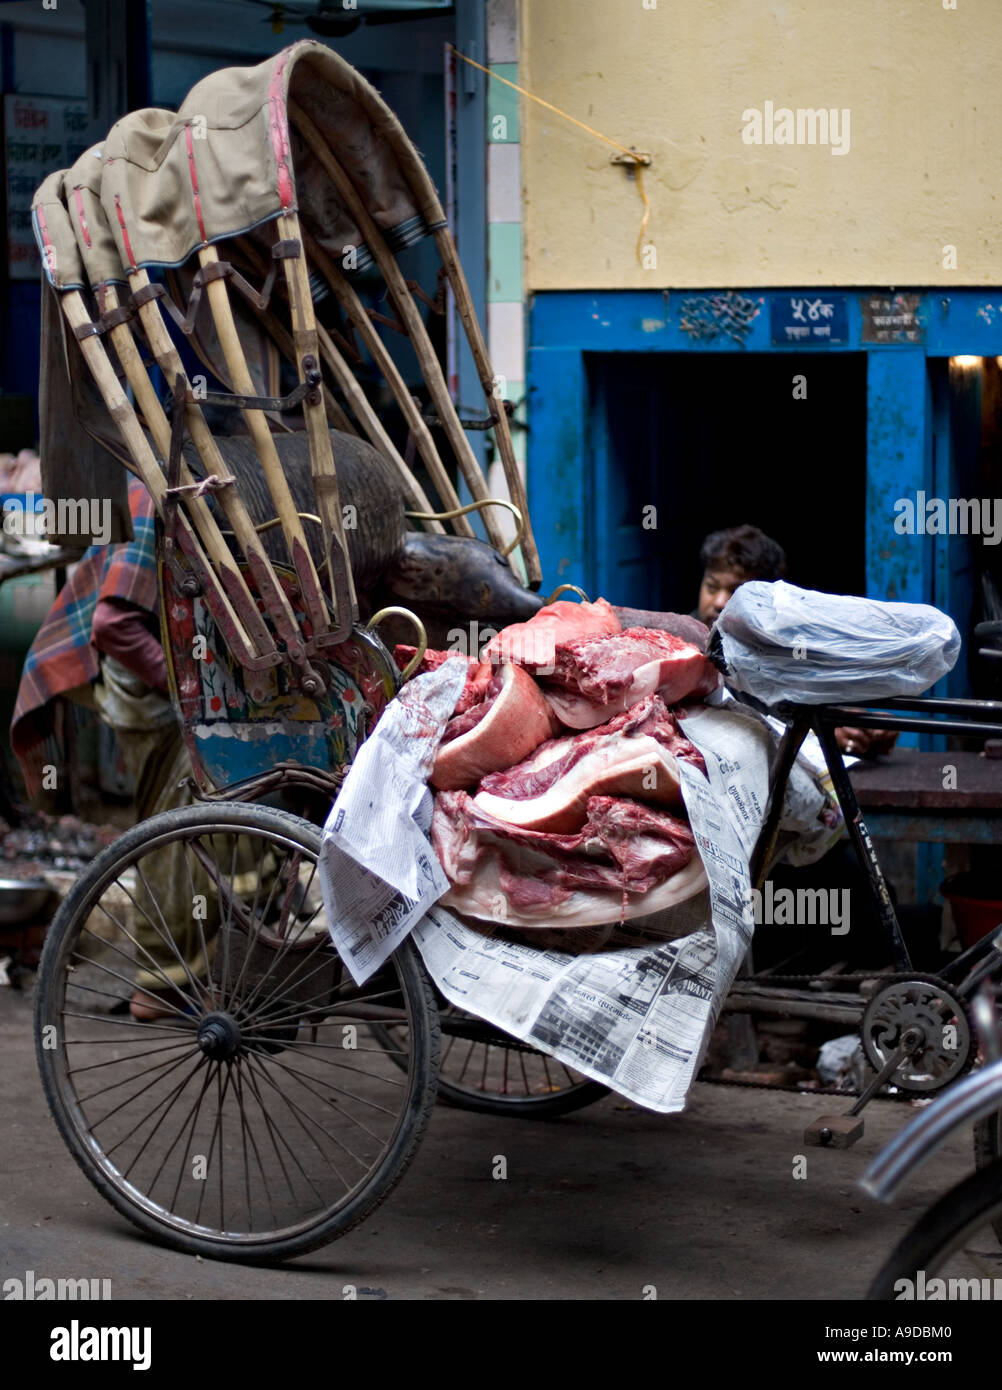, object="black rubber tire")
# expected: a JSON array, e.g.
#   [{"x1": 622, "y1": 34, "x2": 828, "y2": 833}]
[
  {"x1": 867, "y1": 1159, "x2": 1002, "y2": 1300},
  {"x1": 972, "y1": 1109, "x2": 1002, "y2": 1246},
  {"x1": 370, "y1": 1016, "x2": 610, "y2": 1118},
  {"x1": 35, "y1": 802, "x2": 440, "y2": 1264},
  {"x1": 973, "y1": 1110, "x2": 1001, "y2": 1170}
]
